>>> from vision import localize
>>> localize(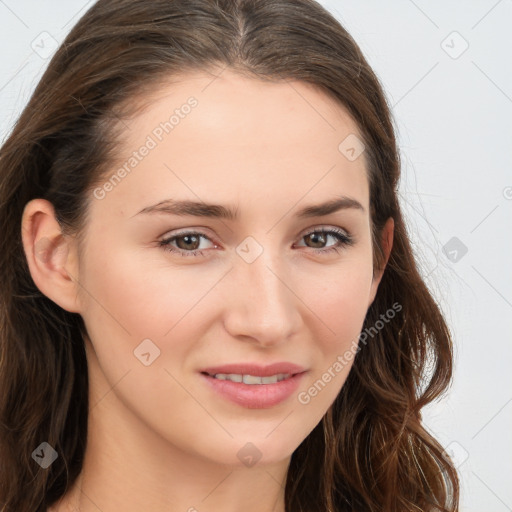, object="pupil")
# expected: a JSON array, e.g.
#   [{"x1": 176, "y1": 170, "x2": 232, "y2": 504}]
[
  {"x1": 308, "y1": 233, "x2": 325, "y2": 248},
  {"x1": 179, "y1": 235, "x2": 199, "y2": 250}
]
